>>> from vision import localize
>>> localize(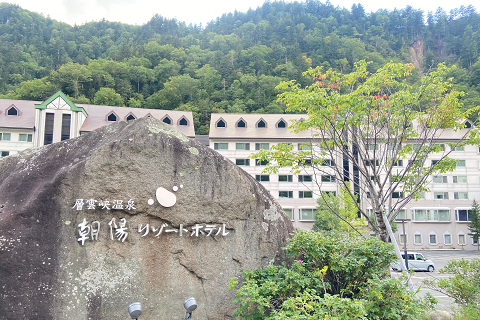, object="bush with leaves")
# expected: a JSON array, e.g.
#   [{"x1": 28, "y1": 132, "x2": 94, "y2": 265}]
[
  {"x1": 424, "y1": 258, "x2": 480, "y2": 319},
  {"x1": 229, "y1": 231, "x2": 436, "y2": 319}
]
